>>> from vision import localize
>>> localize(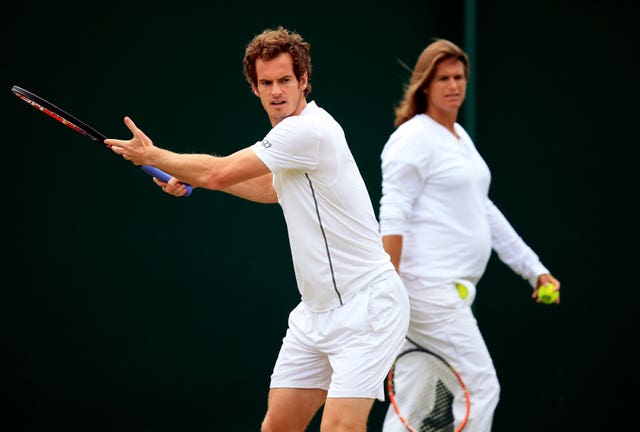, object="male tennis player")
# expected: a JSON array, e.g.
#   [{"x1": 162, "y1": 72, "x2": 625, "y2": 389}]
[{"x1": 106, "y1": 26, "x2": 410, "y2": 432}]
